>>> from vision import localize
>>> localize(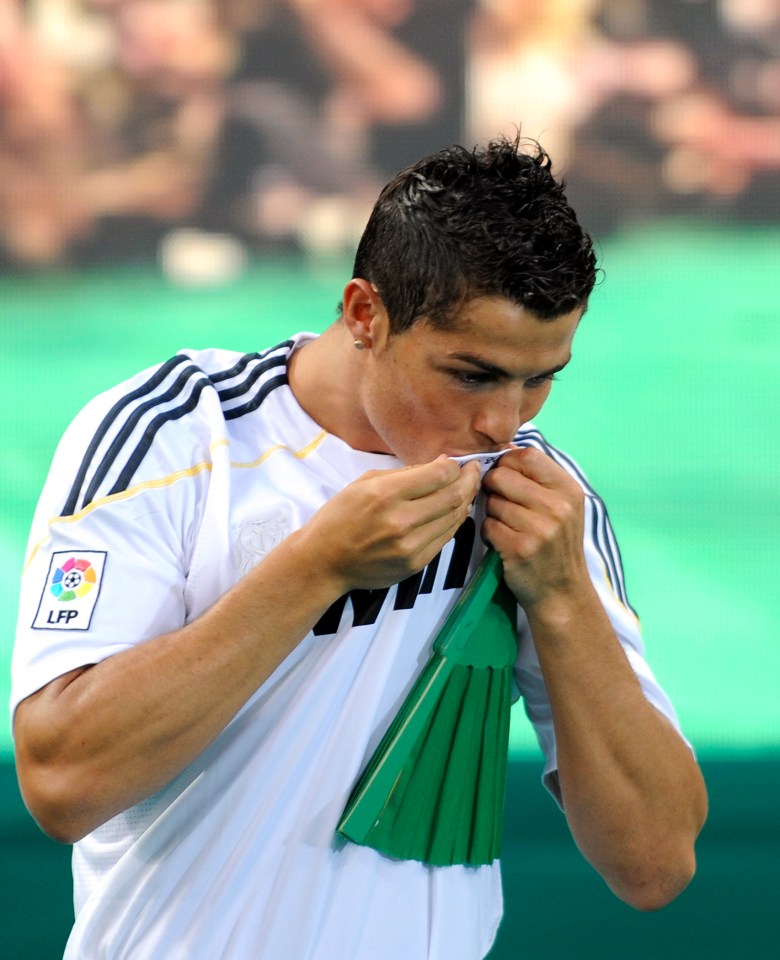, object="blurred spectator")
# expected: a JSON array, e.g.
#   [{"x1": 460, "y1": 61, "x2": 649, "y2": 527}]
[
  {"x1": 2, "y1": 0, "x2": 779, "y2": 269},
  {"x1": 467, "y1": 0, "x2": 780, "y2": 231},
  {"x1": 0, "y1": 0, "x2": 91, "y2": 265},
  {"x1": 647, "y1": 0, "x2": 780, "y2": 204},
  {"x1": 576, "y1": 0, "x2": 780, "y2": 226},
  {"x1": 204, "y1": 0, "x2": 445, "y2": 254},
  {"x1": 1, "y1": 0, "x2": 234, "y2": 267},
  {"x1": 0, "y1": 0, "x2": 448, "y2": 270},
  {"x1": 467, "y1": 0, "x2": 598, "y2": 168}
]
